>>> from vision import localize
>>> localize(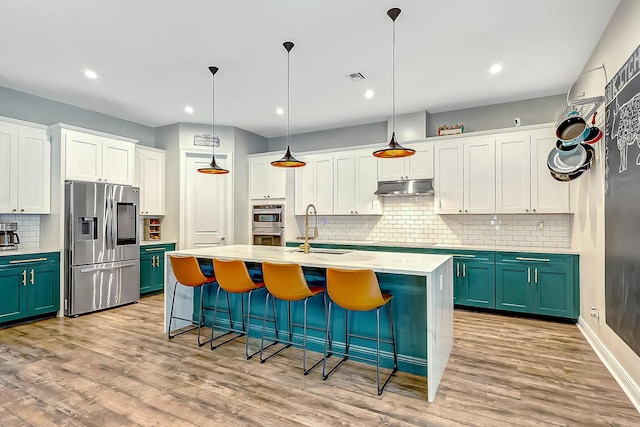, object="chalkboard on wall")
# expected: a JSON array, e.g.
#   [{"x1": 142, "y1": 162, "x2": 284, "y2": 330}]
[{"x1": 604, "y1": 44, "x2": 640, "y2": 358}]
